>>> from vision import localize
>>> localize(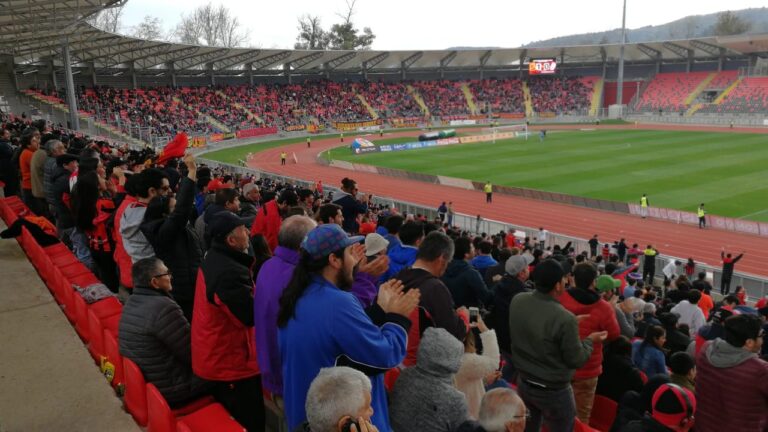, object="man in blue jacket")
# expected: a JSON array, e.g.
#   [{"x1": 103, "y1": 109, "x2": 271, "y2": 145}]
[
  {"x1": 381, "y1": 221, "x2": 423, "y2": 282},
  {"x1": 277, "y1": 224, "x2": 420, "y2": 432}
]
